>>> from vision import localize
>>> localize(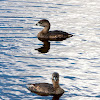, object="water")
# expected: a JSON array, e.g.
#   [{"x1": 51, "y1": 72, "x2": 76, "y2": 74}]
[{"x1": 0, "y1": 0, "x2": 100, "y2": 100}]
